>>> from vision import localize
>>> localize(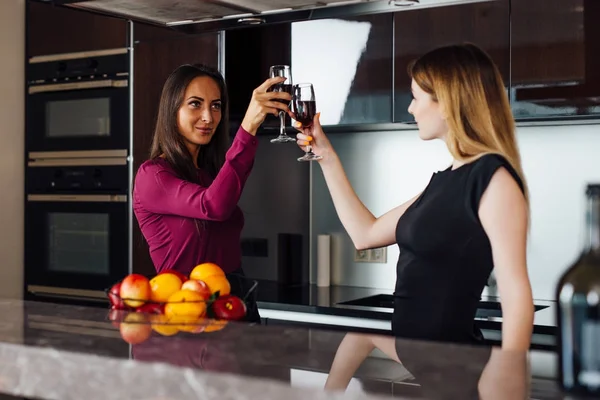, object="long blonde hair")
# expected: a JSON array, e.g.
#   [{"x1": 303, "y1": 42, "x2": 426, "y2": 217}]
[{"x1": 409, "y1": 43, "x2": 529, "y2": 207}]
